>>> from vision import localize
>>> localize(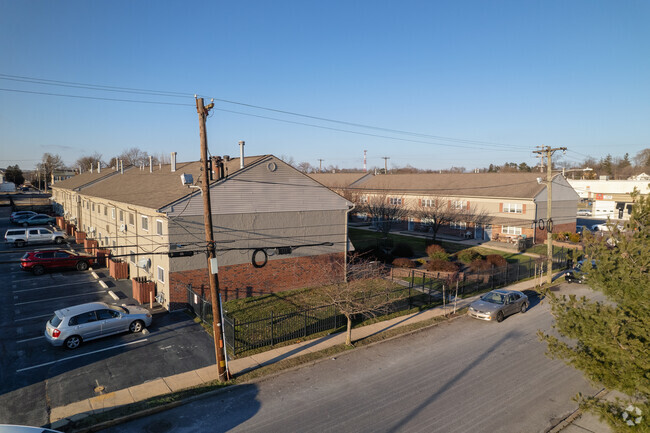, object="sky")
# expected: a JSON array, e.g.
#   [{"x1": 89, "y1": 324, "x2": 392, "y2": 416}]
[{"x1": 1, "y1": 0, "x2": 649, "y2": 172}]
